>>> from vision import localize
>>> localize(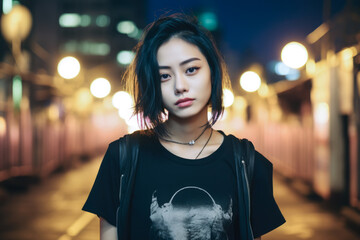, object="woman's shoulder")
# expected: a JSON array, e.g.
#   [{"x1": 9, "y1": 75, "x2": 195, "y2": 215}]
[
  {"x1": 254, "y1": 150, "x2": 273, "y2": 170},
  {"x1": 222, "y1": 132, "x2": 273, "y2": 169},
  {"x1": 108, "y1": 130, "x2": 154, "y2": 147}
]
